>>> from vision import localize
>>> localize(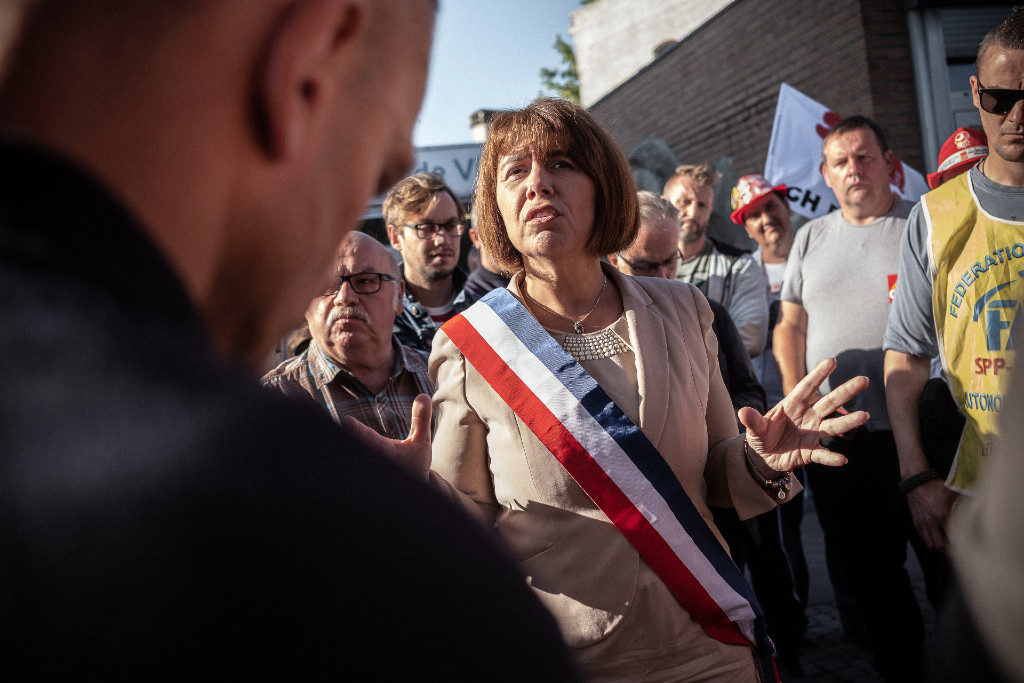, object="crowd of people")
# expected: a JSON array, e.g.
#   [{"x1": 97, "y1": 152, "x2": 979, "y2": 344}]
[{"x1": 4, "y1": 0, "x2": 1024, "y2": 681}]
